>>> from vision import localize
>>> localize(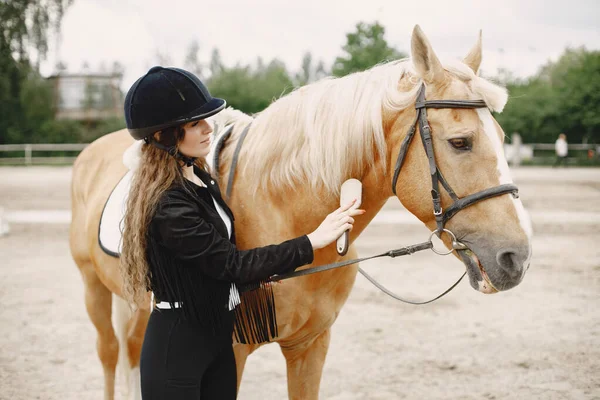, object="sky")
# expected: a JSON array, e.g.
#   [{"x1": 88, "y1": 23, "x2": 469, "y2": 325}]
[{"x1": 40, "y1": 0, "x2": 600, "y2": 91}]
